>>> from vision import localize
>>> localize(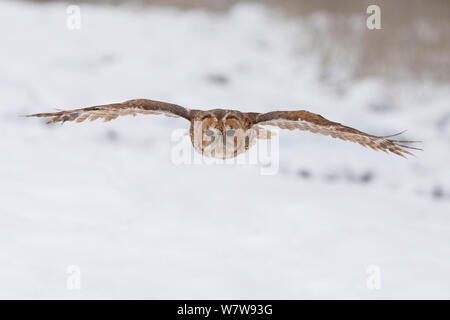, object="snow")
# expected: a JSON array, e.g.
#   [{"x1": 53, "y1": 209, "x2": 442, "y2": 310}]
[{"x1": 1, "y1": 0, "x2": 449, "y2": 299}]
